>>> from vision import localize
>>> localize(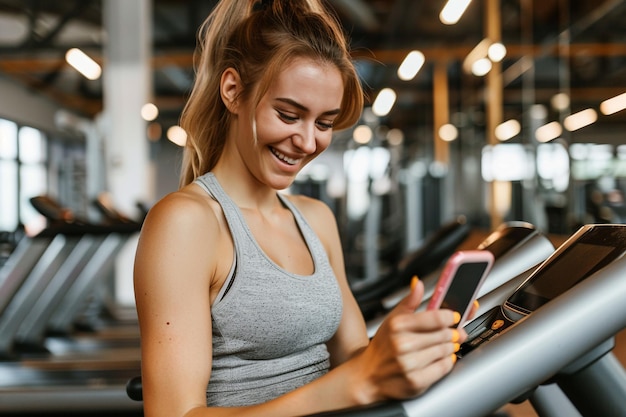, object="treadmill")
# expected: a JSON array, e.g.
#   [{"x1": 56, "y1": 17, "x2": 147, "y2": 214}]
[
  {"x1": 305, "y1": 223, "x2": 626, "y2": 416},
  {"x1": 0, "y1": 201, "x2": 143, "y2": 413}
]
